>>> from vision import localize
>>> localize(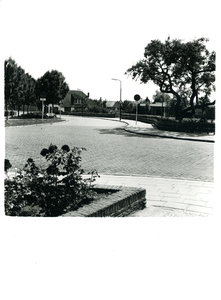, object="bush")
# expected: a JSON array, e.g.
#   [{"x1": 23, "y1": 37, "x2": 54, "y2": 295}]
[
  {"x1": 4, "y1": 144, "x2": 99, "y2": 217},
  {"x1": 157, "y1": 117, "x2": 215, "y2": 133},
  {"x1": 4, "y1": 111, "x2": 16, "y2": 117},
  {"x1": 19, "y1": 113, "x2": 43, "y2": 119}
]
